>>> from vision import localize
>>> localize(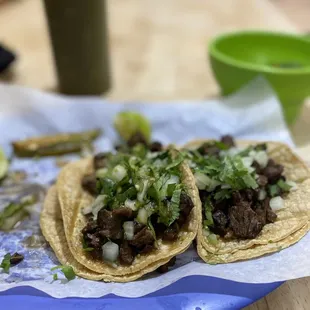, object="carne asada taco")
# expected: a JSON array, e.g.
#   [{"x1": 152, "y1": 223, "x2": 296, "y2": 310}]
[
  {"x1": 40, "y1": 186, "x2": 179, "y2": 282},
  {"x1": 183, "y1": 136, "x2": 310, "y2": 264},
  {"x1": 56, "y1": 147, "x2": 200, "y2": 278}
]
